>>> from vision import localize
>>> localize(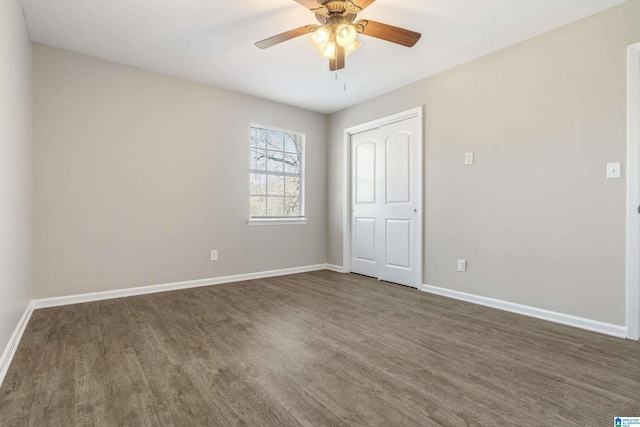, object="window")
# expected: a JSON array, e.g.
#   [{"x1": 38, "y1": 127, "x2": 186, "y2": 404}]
[{"x1": 249, "y1": 125, "x2": 305, "y2": 222}]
